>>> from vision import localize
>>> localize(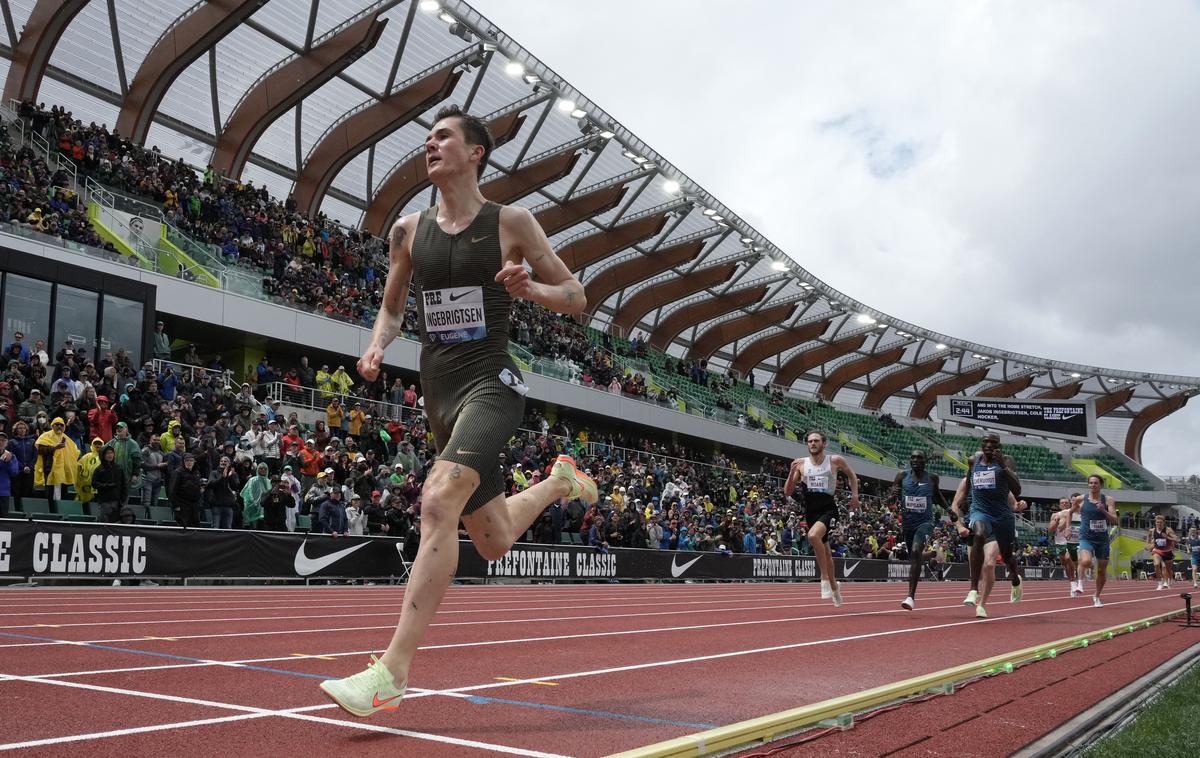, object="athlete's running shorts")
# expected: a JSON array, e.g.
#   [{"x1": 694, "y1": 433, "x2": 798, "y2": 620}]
[
  {"x1": 969, "y1": 511, "x2": 1015, "y2": 550},
  {"x1": 1079, "y1": 538, "x2": 1110, "y2": 561},
  {"x1": 1055, "y1": 543, "x2": 1079, "y2": 562},
  {"x1": 423, "y1": 365, "x2": 526, "y2": 515},
  {"x1": 904, "y1": 522, "x2": 933, "y2": 553},
  {"x1": 1191, "y1": 553, "x2": 1199, "y2": 567},
  {"x1": 805, "y1": 505, "x2": 838, "y2": 543},
  {"x1": 1152, "y1": 549, "x2": 1175, "y2": 563}
]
